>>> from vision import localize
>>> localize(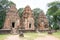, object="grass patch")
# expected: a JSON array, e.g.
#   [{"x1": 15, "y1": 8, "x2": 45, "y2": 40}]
[
  {"x1": 0, "y1": 32, "x2": 47, "y2": 40},
  {"x1": 0, "y1": 32, "x2": 44, "y2": 40},
  {"x1": 0, "y1": 34, "x2": 9, "y2": 40},
  {"x1": 52, "y1": 31, "x2": 60, "y2": 38}
]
